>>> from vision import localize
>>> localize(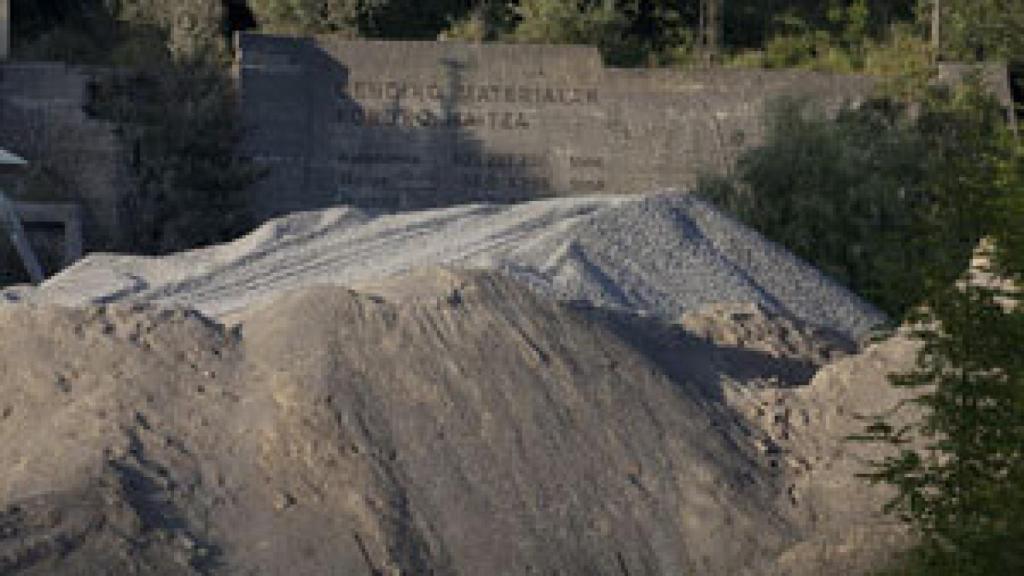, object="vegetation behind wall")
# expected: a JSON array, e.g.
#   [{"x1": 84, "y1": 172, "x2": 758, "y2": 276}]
[{"x1": 10, "y1": 0, "x2": 258, "y2": 255}]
